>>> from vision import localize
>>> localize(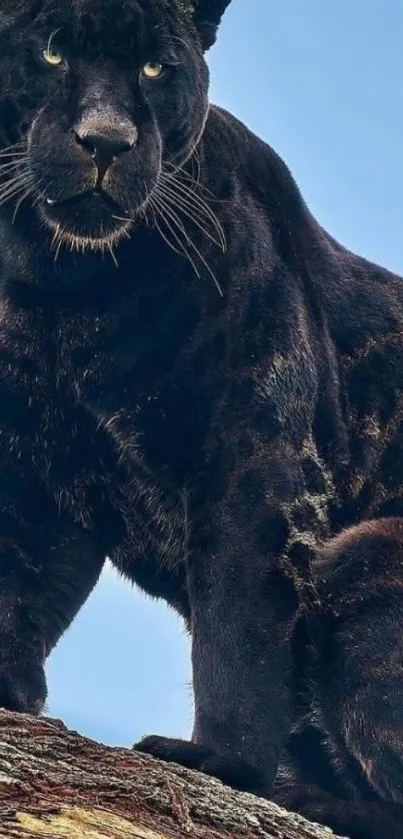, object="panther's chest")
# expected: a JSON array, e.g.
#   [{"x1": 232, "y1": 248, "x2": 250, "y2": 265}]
[
  {"x1": 54, "y1": 305, "x2": 206, "y2": 487},
  {"x1": 54, "y1": 306, "x2": 127, "y2": 403}
]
